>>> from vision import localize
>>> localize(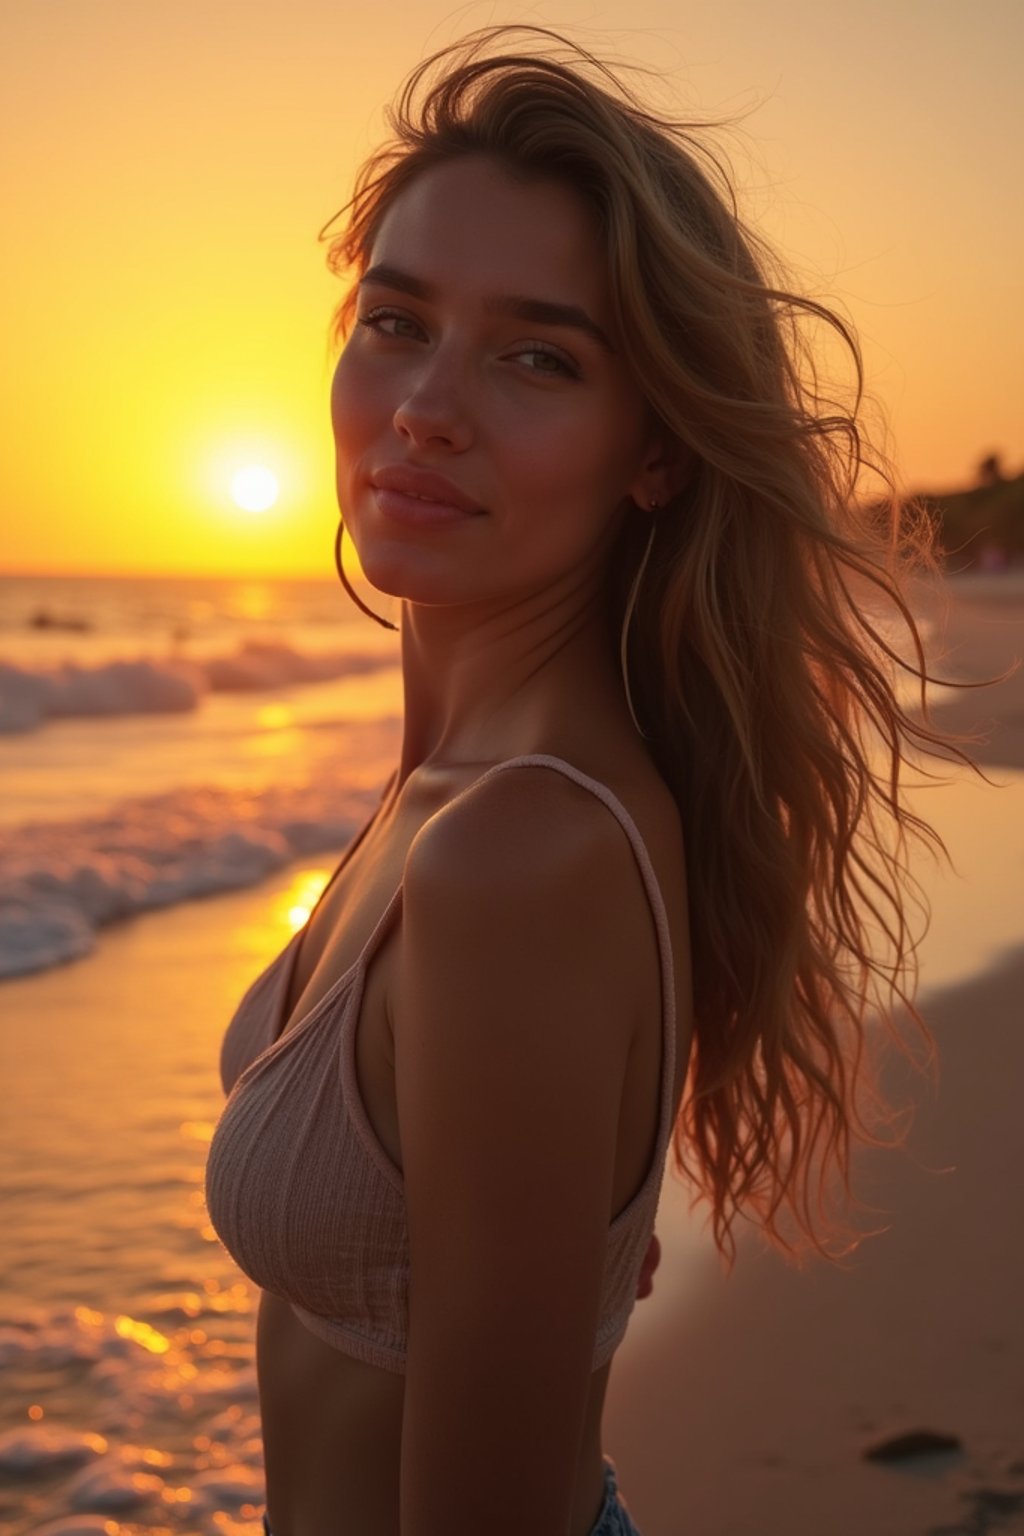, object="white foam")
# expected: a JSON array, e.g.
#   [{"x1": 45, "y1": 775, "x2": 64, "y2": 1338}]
[
  {"x1": 1, "y1": 1299, "x2": 267, "y2": 1534},
  {"x1": 0, "y1": 778, "x2": 378, "y2": 979},
  {"x1": 0, "y1": 639, "x2": 393, "y2": 734},
  {"x1": 0, "y1": 658, "x2": 200, "y2": 732},
  {"x1": 0, "y1": 1424, "x2": 108, "y2": 1473},
  {"x1": 64, "y1": 1458, "x2": 168, "y2": 1514}
]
